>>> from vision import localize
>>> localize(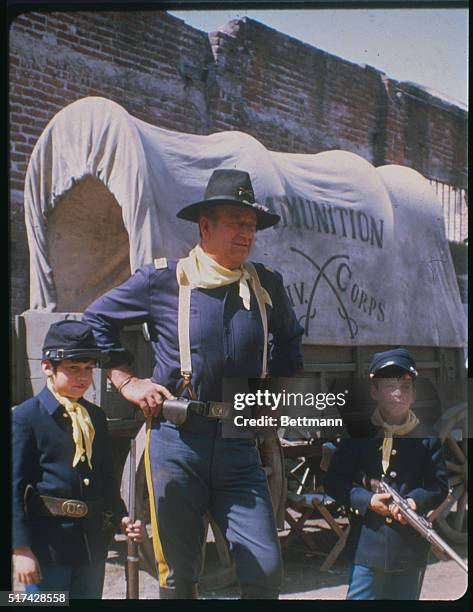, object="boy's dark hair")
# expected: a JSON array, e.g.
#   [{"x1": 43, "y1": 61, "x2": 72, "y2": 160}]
[
  {"x1": 47, "y1": 357, "x2": 98, "y2": 373},
  {"x1": 371, "y1": 365, "x2": 416, "y2": 387}
]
